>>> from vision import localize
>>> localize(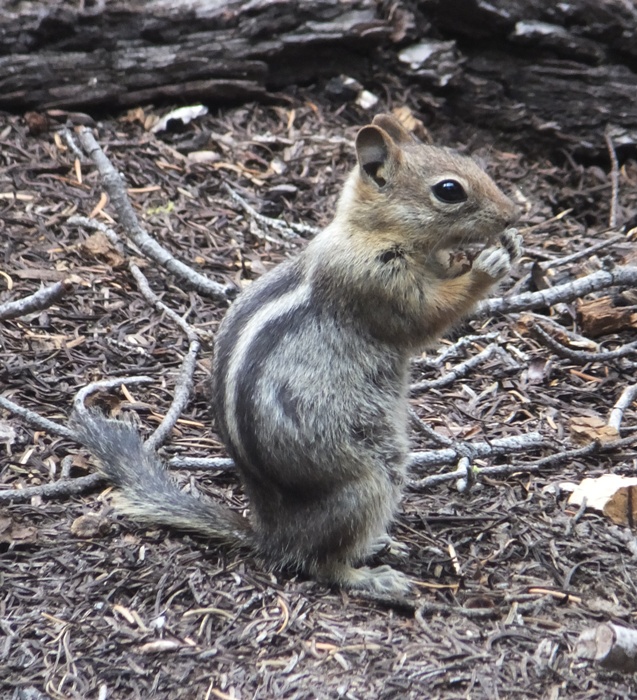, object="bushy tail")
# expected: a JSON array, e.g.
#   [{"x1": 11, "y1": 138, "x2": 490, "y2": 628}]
[{"x1": 72, "y1": 411, "x2": 251, "y2": 547}]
